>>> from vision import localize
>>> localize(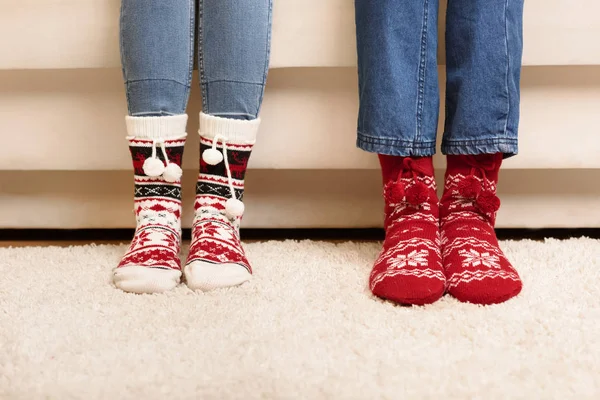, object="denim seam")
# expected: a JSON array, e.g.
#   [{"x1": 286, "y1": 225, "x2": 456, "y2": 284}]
[
  {"x1": 503, "y1": 0, "x2": 511, "y2": 139},
  {"x1": 184, "y1": 0, "x2": 195, "y2": 114},
  {"x1": 119, "y1": 2, "x2": 125, "y2": 82},
  {"x1": 119, "y1": 1, "x2": 130, "y2": 114},
  {"x1": 357, "y1": 137, "x2": 436, "y2": 156},
  {"x1": 358, "y1": 132, "x2": 436, "y2": 148},
  {"x1": 198, "y1": 0, "x2": 208, "y2": 112},
  {"x1": 358, "y1": 139, "x2": 435, "y2": 148},
  {"x1": 125, "y1": 78, "x2": 191, "y2": 88},
  {"x1": 256, "y1": 0, "x2": 273, "y2": 116},
  {"x1": 204, "y1": 79, "x2": 266, "y2": 86},
  {"x1": 211, "y1": 112, "x2": 256, "y2": 118},
  {"x1": 441, "y1": 137, "x2": 518, "y2": 156},
  {"x1": 441, "y1": 137, "x2": 517, "y2": 146},
  {"x1": 415, "y1": 0, "x2": 429, "y2": 144},
  {"x1": 131, "y1": 111, "x2": 178, "y2": 117}
]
